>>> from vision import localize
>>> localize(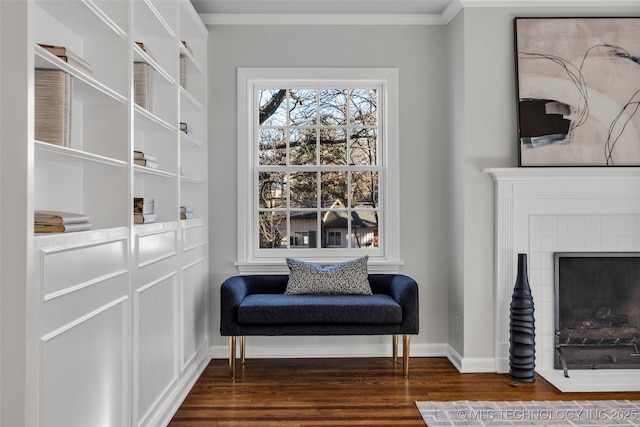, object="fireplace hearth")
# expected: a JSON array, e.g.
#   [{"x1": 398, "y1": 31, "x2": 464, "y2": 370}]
[{"x1": 554, "y1": 252, "x2": 640, "y2": 376}]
